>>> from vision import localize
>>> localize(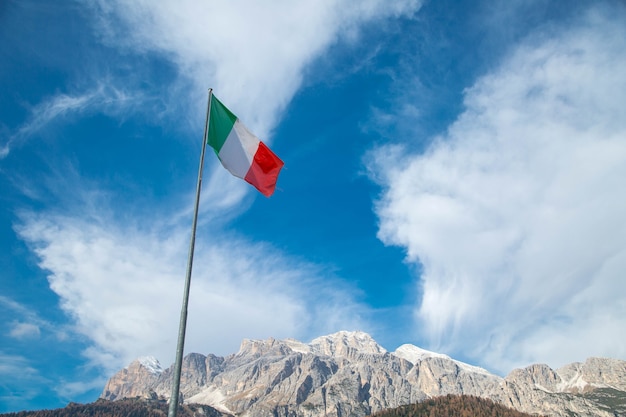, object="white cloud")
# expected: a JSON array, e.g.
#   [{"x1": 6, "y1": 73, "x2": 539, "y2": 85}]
[
  {"x1": 0, "y1": 352, "x2": 42, "y2": 379},
  {"x1": 54, "y1": 376, "x2": 109, "y2": 400},
  {"x1": 0, "y1": 352, "x2": 49, "y2": 407},
  {"x1": 9, "y1": 322, "x2": 41, "y2": 340},
  {"x1": 15, "y1": 209, "x2": 370, "y2": 375},
  {"x1": 0, "y1": 84, "x2": 142, "y2": 159},
  {"x1": 87, "y1": 0, "x2": 421, "y2": 136},
  {"x1": 0, "y1": 295, "x2": 68, "y2": 342},
  {"x1": 369, "y1": 7, "x2": 626, "y2": 372}
]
